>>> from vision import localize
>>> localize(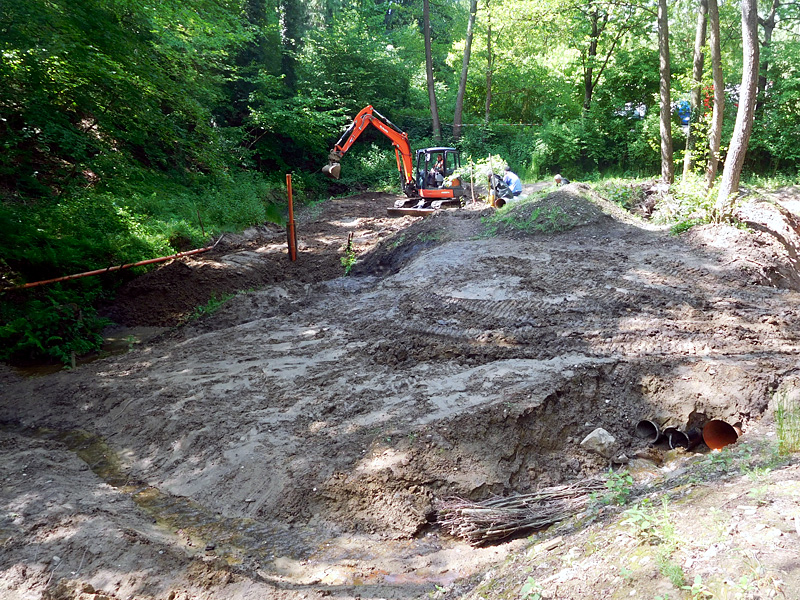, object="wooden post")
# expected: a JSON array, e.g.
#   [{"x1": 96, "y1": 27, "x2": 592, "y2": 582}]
[
  {"x1": 286, "y1": 174, "x2": 297, "y2": 261},
  {"x1": 470, "y1": 160, "x2": 476, "y2": 204}
]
